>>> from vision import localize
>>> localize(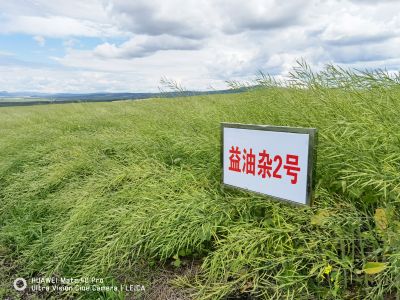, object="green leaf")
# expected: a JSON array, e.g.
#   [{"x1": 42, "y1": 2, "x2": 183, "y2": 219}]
[
  {"x1": 341, "y1": 180, "x2": 347, "y2": 192},
  {"x1": 172, "y1": 254, "x2": 181, "y2": 268},
  {"x1": 349, "y1": 188, "x2": 363, "y2": 198},
  {"x1": 173, "y1": 258, "x2": 181, "y2": 268},
  {"x1": 363, "y1": 262, "x2": 387, "y2": 274},
  {"x1": 311, "y1": 210, "x2": 331, "y2": 226},
  {"x1": 374, "y1": 208, "x2": 388, "y2": 231}
]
